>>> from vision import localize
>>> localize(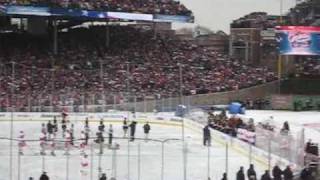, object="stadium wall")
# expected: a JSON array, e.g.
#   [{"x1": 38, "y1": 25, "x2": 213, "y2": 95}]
[{"x1": 132, "y1": 81, "x2": 279, "y2": 112}]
